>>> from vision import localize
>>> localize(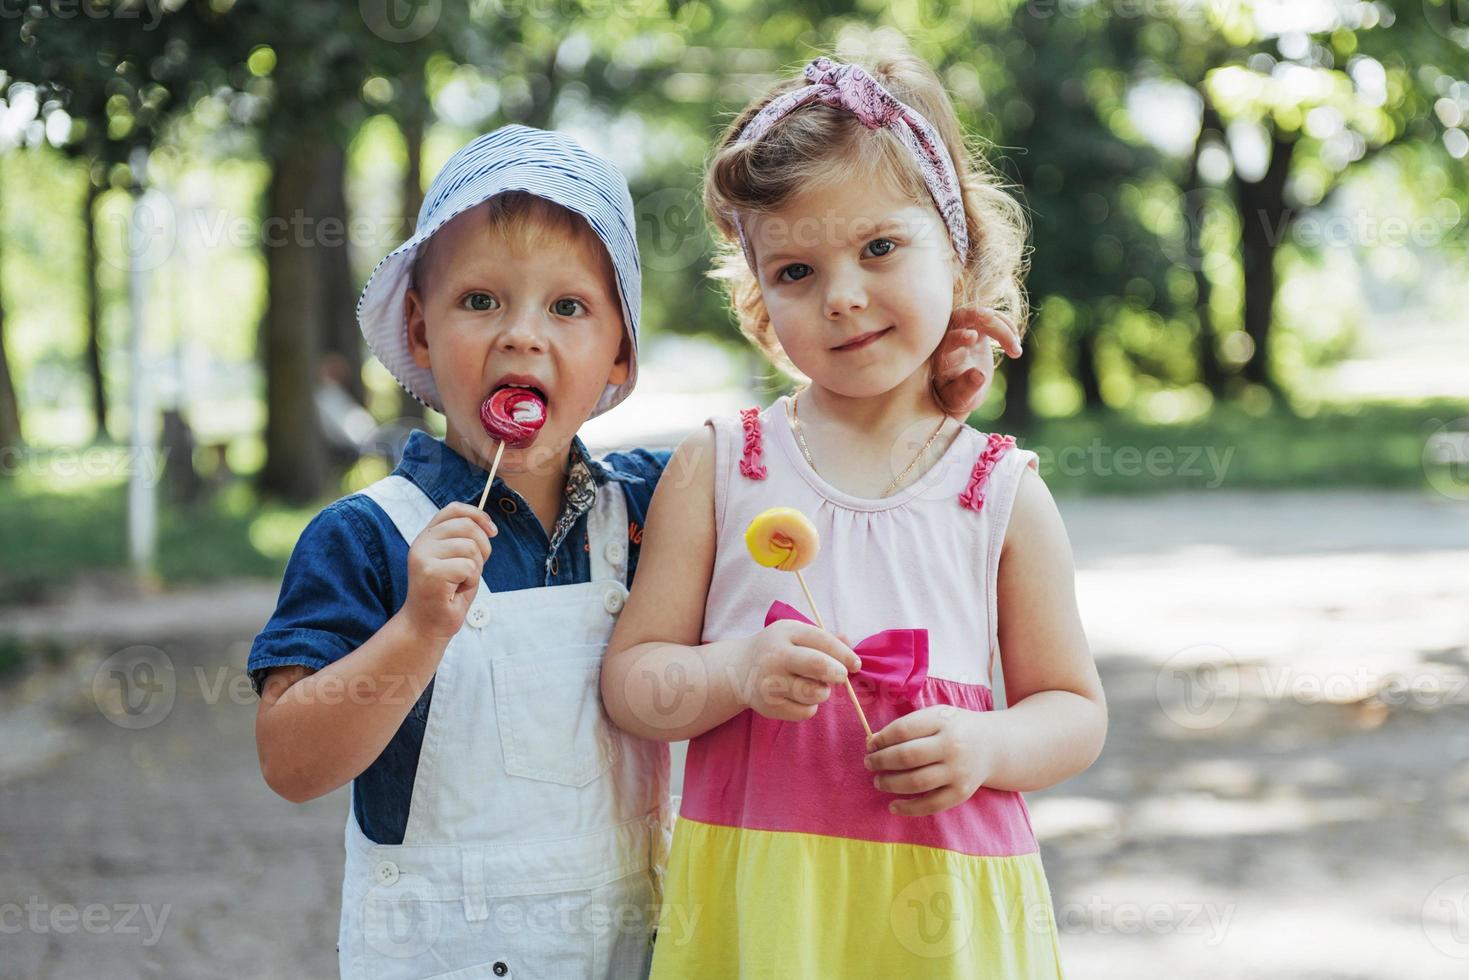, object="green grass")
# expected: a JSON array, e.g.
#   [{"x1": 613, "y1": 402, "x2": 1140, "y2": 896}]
[{"x1": 0, "y1": 473, "x2": 320, "y2": 607}]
